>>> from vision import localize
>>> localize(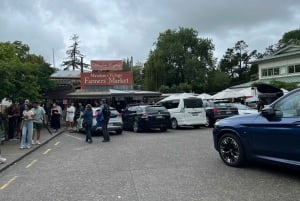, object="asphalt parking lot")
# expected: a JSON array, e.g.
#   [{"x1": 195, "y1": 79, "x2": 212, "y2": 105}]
[{"x1": 0, "y1": 127, "x2": 300, "y2": 201}]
